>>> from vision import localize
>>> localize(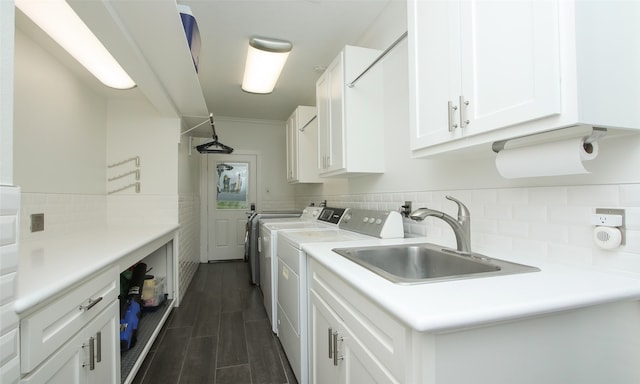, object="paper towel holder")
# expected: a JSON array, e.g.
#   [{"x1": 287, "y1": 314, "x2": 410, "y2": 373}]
[{"x1": 491, "y1": 126, "x2": 607, "y2": 153}]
